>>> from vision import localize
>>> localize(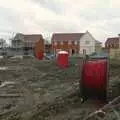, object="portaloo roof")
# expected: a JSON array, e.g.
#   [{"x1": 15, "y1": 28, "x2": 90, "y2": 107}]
[{"x1": 58, "y1": 51, "x2": 68, "y2": 54}]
